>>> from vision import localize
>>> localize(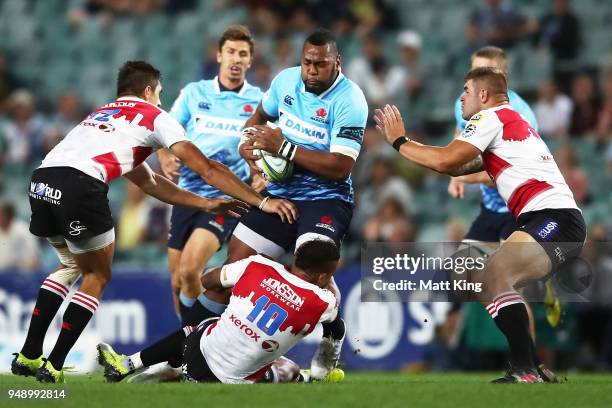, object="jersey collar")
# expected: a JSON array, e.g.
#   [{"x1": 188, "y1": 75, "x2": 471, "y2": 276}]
[
  {"x1": 116, "y1": 96, "x2": 158, "y2": 107},
  {"x1": 213, "y1": 76, "x2": 250, "y2": 96},
  {"x1": 300, "y1": 68, "x2": 344, "y2": 99}
]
